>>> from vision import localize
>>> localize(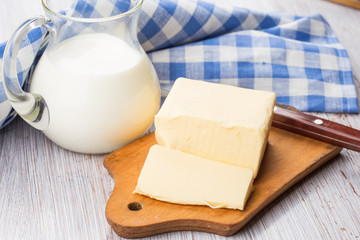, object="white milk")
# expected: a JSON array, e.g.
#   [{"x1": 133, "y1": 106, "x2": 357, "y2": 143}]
[{"x1": 30, "y1": 33, "x2": 160, "y2": 153}]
